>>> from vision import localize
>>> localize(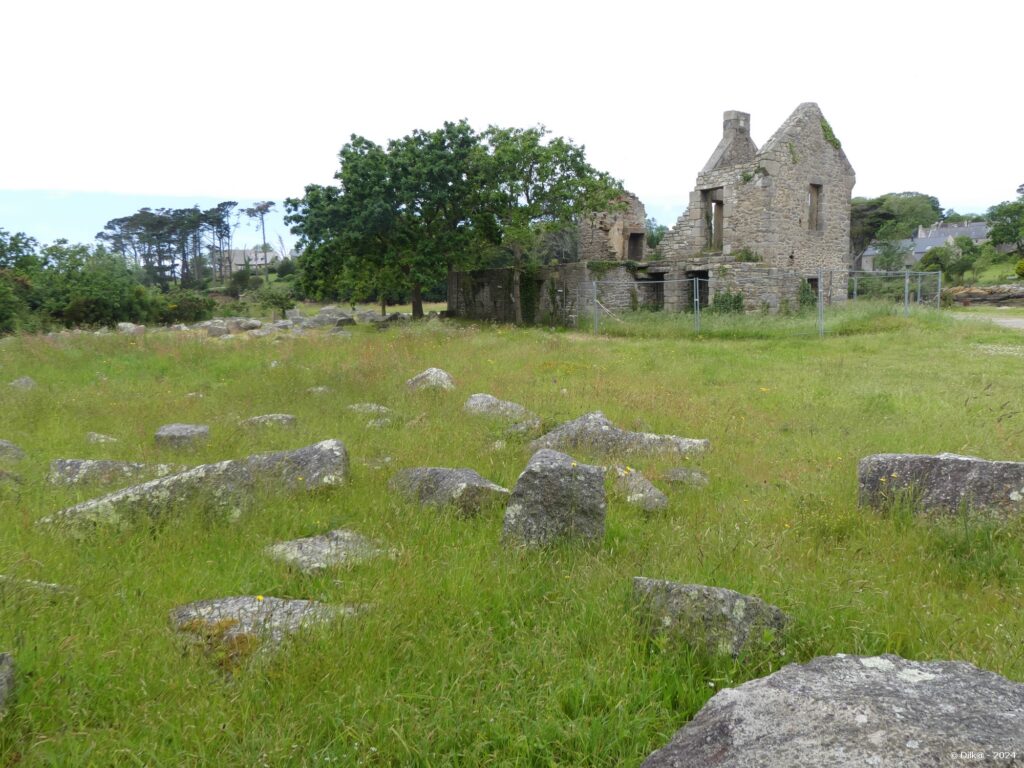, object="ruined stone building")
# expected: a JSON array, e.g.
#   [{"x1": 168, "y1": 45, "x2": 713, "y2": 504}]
[{"x1": 448, "y1": 103, "x2": 856, "y2": 322}]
